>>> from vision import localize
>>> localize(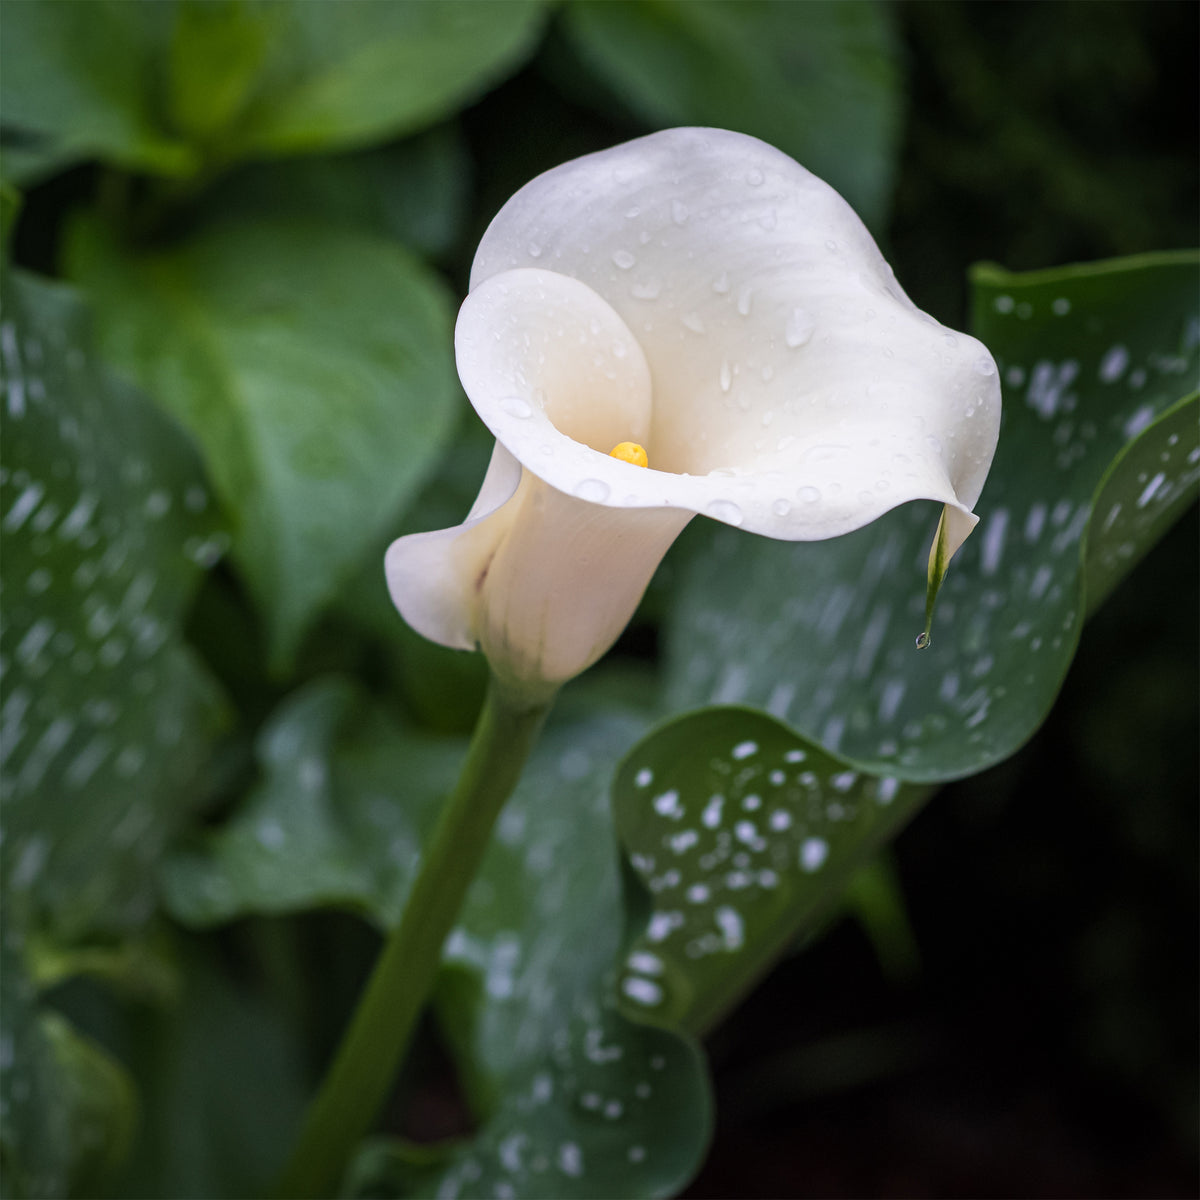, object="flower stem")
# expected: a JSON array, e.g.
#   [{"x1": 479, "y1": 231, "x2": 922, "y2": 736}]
[{"x1": 274, "y1": 679, "x2": 553, "y2": 1199}]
